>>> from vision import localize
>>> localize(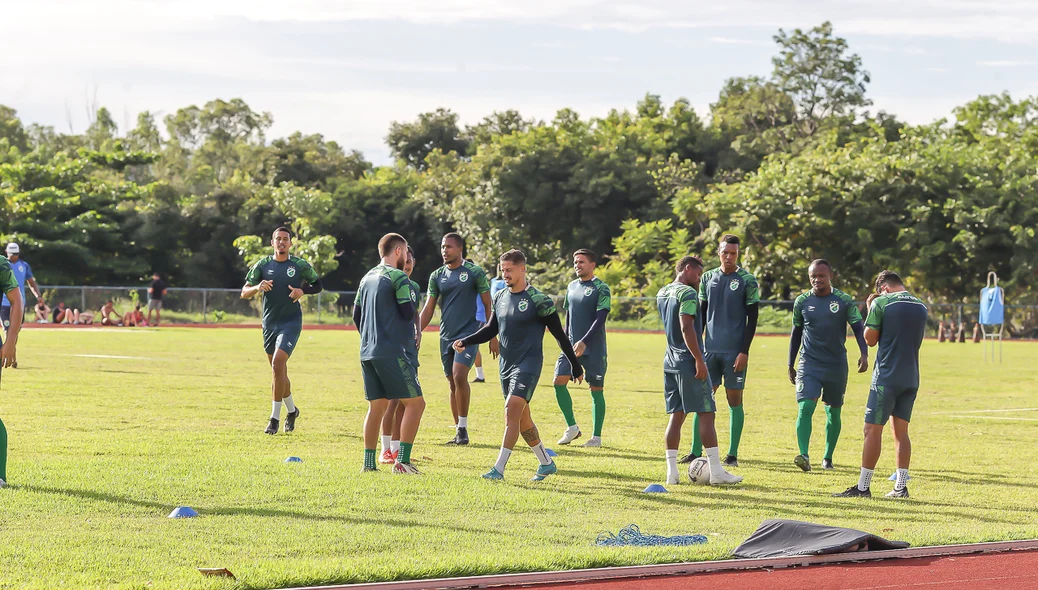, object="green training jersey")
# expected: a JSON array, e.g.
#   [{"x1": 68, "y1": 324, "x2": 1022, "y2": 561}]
[
  {"x1": 865, "y1": 291, "x2": 928, "y2": 388},
  {"x1": 406, "y1": 278, "x2": 421, "y2": 366},
  {"x1": 428, "y1": 261, "x2": 490, "y2": 342},
  {"x1": 0, "y1": 258, "x2": 18, "y2": 319},
  {"x1": 793, "y1": 288, "x2": 862, "y2": 369},
  {"x1": 563, "y1": 277, "x2": 611, "y2": 358},
  {"x1": 493, "y1": 284, "x2": 556, "y2": 378},
  {"x1": 656, "y1": 281, "x2": 702, "y2": 372},
  {"x1": 700, "y1": 266, "x2": 760, "y2": 354},
  {"x1": 354, "y1": 264, "x2": 418, "y2": 362},
  {"x1": 244, "y1": 255, "x2": 320, "y2": 328}
]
